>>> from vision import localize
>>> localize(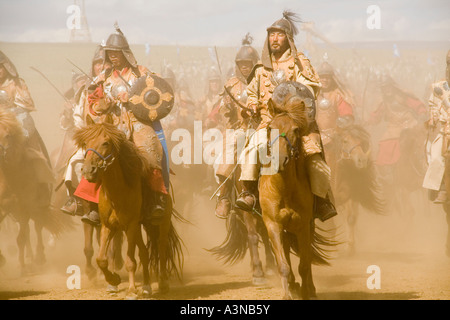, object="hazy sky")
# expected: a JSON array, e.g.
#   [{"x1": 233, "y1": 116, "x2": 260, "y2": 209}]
[{"x1": 0, "y1": 0, "x2": 449, "y2": 46}]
